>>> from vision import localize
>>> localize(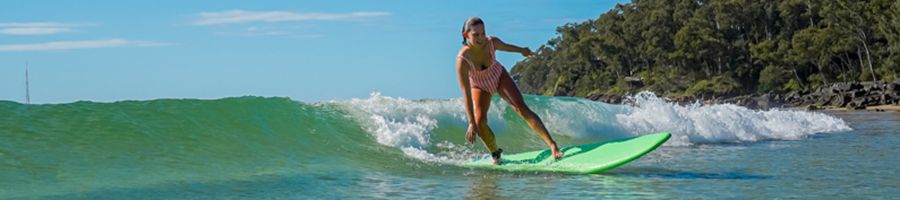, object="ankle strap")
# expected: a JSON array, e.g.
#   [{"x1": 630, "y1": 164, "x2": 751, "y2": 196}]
[{"x1": 491, "y1": 148, "x2": 503, "y2": 160}]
